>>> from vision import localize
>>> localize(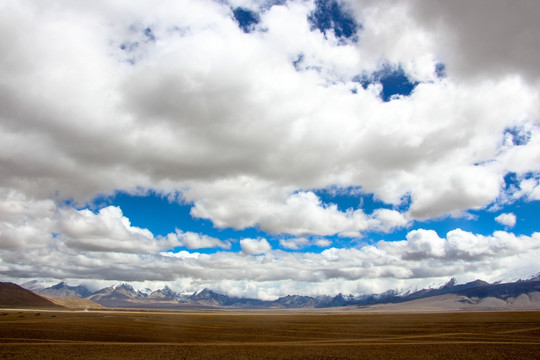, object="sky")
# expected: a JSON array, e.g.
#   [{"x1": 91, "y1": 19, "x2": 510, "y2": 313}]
[{"x1": 1, "y1": 0, "x2": 540, "y2": 299}]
